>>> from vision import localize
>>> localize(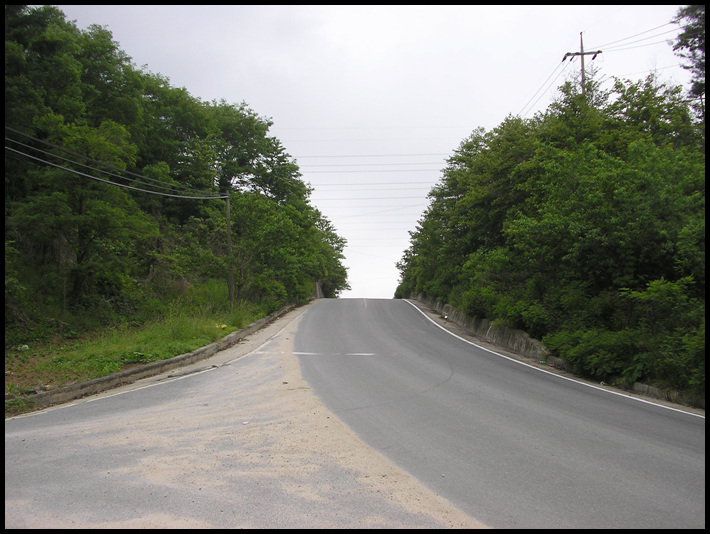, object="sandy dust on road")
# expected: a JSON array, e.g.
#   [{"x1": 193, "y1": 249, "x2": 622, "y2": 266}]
[{"x1": 6, "y1": 301, "x2": 488, "y2": 529}]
